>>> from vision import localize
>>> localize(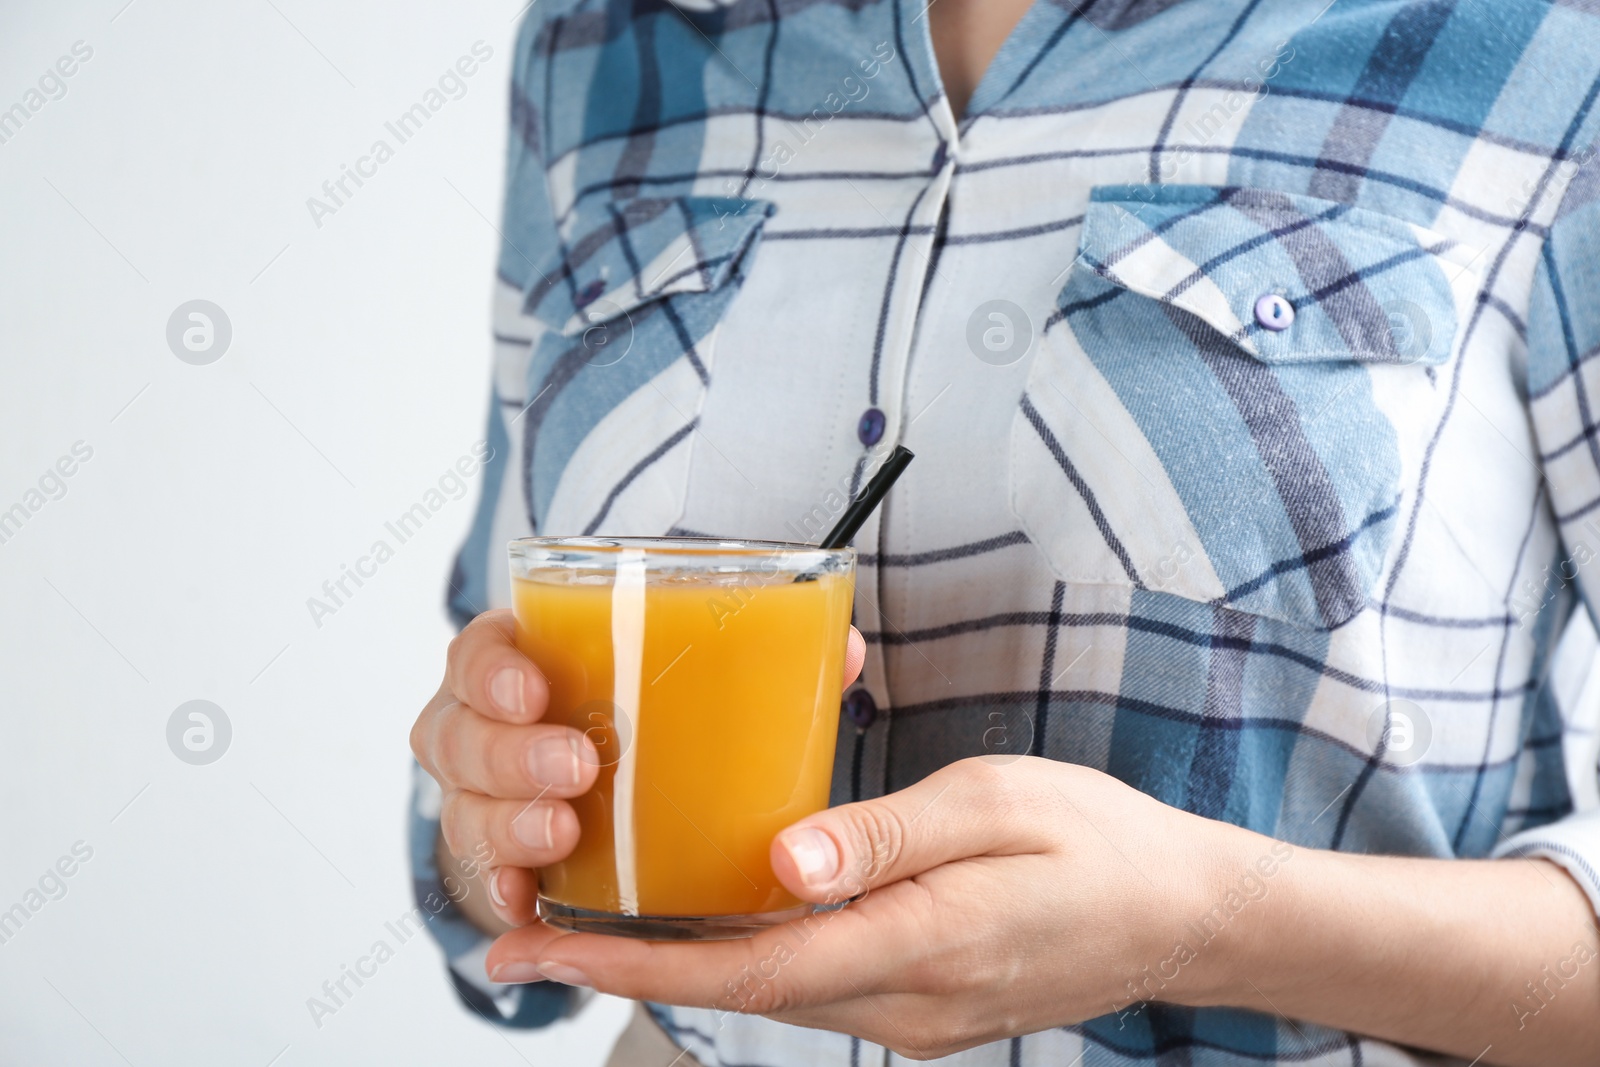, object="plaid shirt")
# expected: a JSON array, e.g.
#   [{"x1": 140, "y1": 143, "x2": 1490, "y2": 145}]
[{"x1": 411, "y1": 0, "x2": 1600, "y2": 1063}]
